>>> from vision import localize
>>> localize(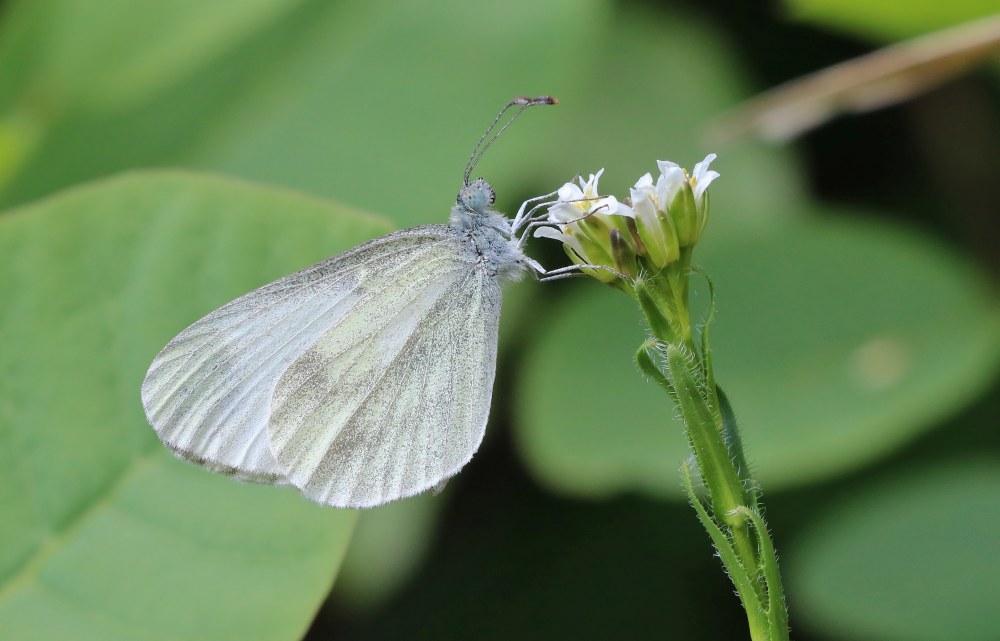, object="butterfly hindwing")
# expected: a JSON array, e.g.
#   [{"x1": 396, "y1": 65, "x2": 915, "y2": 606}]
[{"x1": 140, "y1": 226, "x2": 456, "y2": 483}]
